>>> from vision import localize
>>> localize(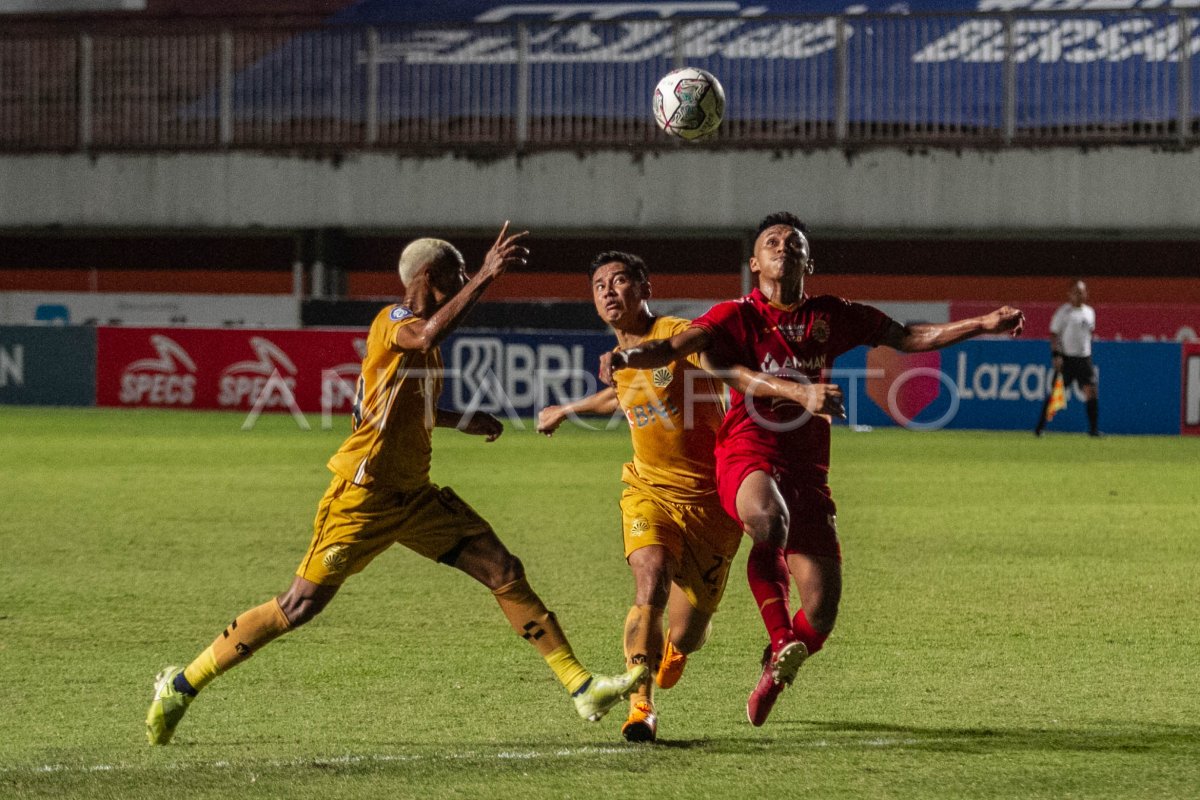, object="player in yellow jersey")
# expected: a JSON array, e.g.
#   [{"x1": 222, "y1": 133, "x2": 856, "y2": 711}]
[
  {"x1": 537, "y1": 251, "x2": 743, "y2": 742},
  {"x1": 146, "y1": 224, "x2": 644, "y2": 745}
]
